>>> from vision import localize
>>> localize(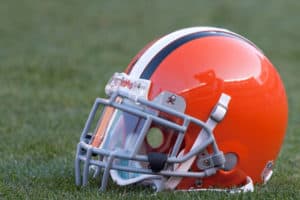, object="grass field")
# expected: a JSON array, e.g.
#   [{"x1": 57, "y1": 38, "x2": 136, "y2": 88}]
[{"x1": 0, "y1": 0, "x2": 299, "y2": 199}]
